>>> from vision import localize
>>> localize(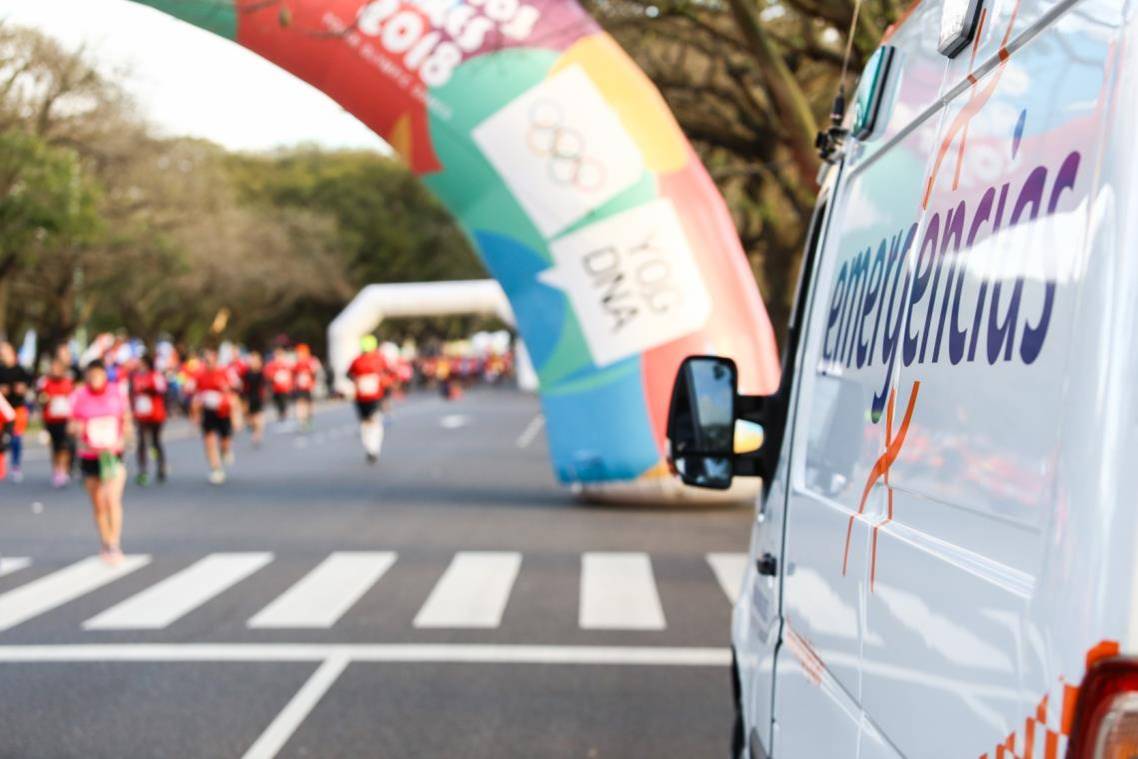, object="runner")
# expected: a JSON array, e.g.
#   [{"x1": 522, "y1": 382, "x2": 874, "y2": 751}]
[
  {"x1": 130, "y1": 355, "x2": 168, "y2": 486},
  {"x1": 292, "y1": 344, "x2": 320, "y2": 433},
  {"x1": 265, "y1": 347, "x2": 293, "y2": 425},
  {"x1": 70, "y1": 360, "x2": 130, "y2": 565},
  {"x1": 38, "y1": 358, "x2": 76, "y2": 488},
  {"x1": 346, "y1": 336, "x2": 389, "y2": 465},
  {"x1": 241, "y1": 350, "x2": 267, "y2": 447},
  {"x1": 0, "y1": 388, "x2": 13, "y2": 481},
  {"x1": 0, "y1": 341, "x2": 32, "y2": 482},
  {"x1": 191, "y1": 347, "x2": 240, "y2": 485}
]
